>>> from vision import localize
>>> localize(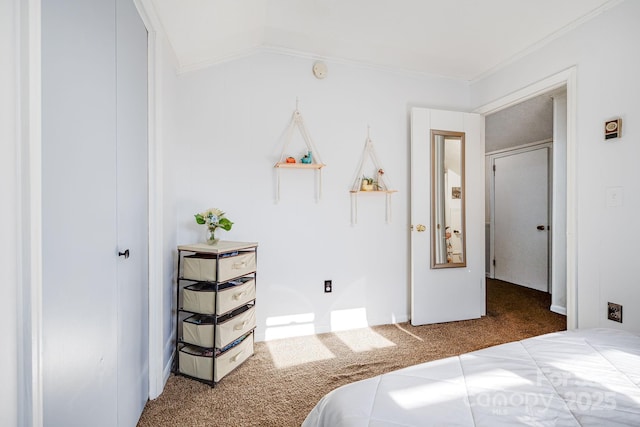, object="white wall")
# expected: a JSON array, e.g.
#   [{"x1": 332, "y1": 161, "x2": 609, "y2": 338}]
[
  {"x1": 164, "y1": 51, "x2": 470, "y2": 342},
  {"x1": 1, "y1": 0, "x2": 19, "y2": 425},
  {"x1": 485, "y1": 94, "x2": 553, "y2": 152},
  {"x1": 472, "y1": 0, "x2": 640, "y2": 331}
]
